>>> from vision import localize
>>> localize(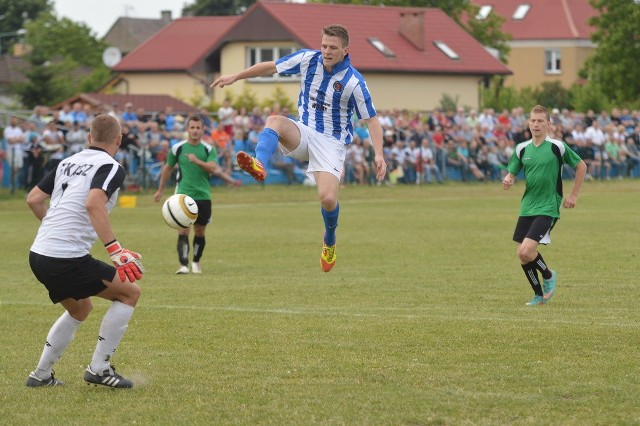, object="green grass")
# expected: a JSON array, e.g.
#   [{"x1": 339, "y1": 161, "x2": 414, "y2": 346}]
[{"x1": 1, "y1": 180, "x2": 639, "y2": 425}]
